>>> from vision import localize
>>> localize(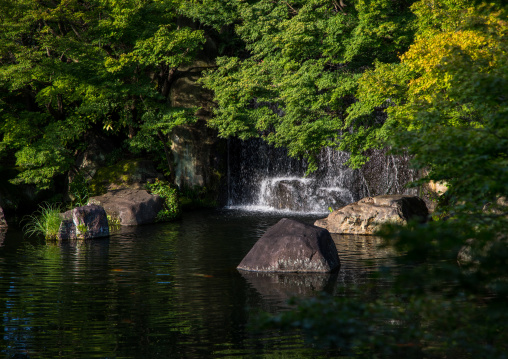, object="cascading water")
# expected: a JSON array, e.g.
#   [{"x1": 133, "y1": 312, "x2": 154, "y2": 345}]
[
  {"x1": 226, "y1": 138, "x2": 419, "y2": 214},
  {"x1": 226, "y1": 138, "x2": 363, "y2": 213}
]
